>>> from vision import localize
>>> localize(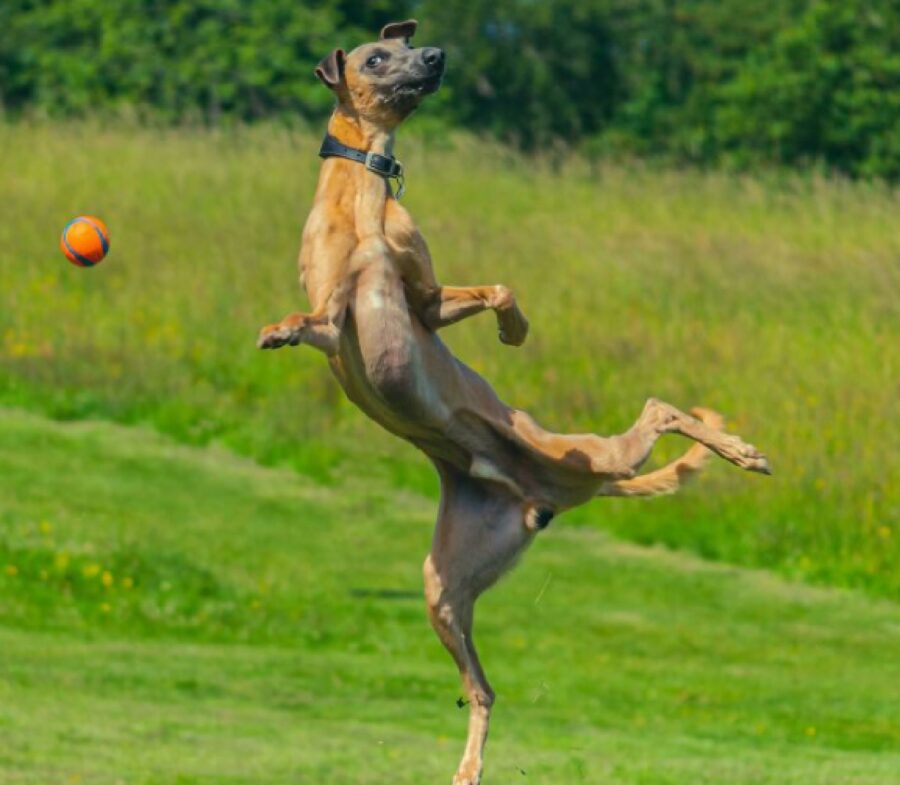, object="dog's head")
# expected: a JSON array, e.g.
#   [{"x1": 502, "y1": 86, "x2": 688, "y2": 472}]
[{"x1": 315, "y1": 20, "x2": 445, "y2": 129}]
